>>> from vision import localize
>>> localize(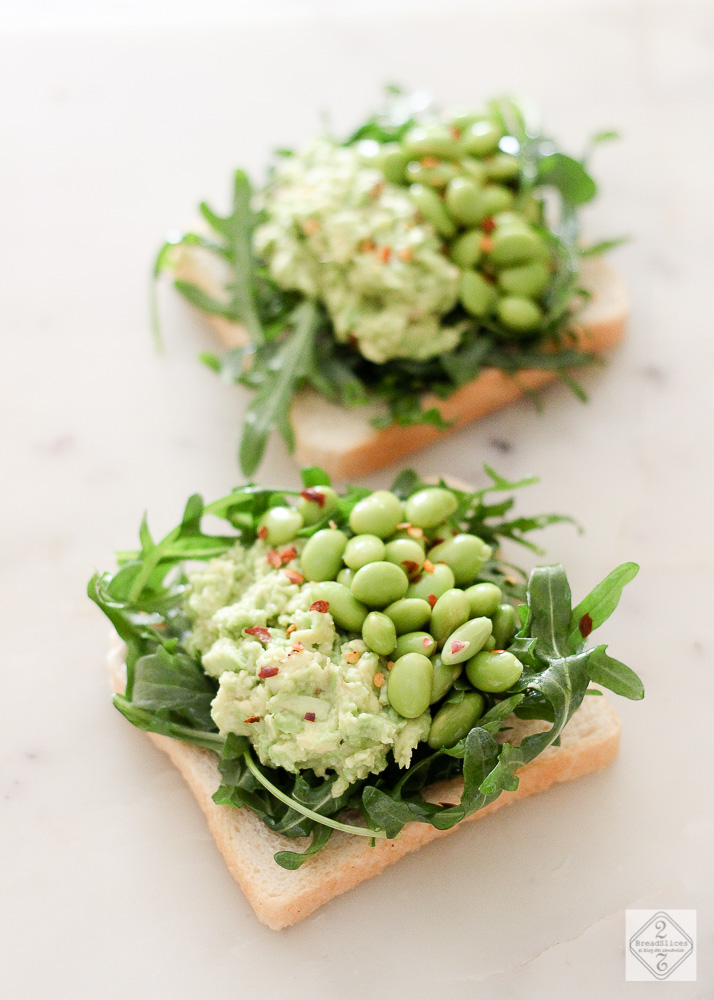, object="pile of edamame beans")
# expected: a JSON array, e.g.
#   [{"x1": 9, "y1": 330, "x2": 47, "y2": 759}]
[
  {"x1": 259, "y1": 484, "x2": 524, "y2": 750},
  {"x1": 358, "y1": 110, "x2": 551, "y2": 335}
]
